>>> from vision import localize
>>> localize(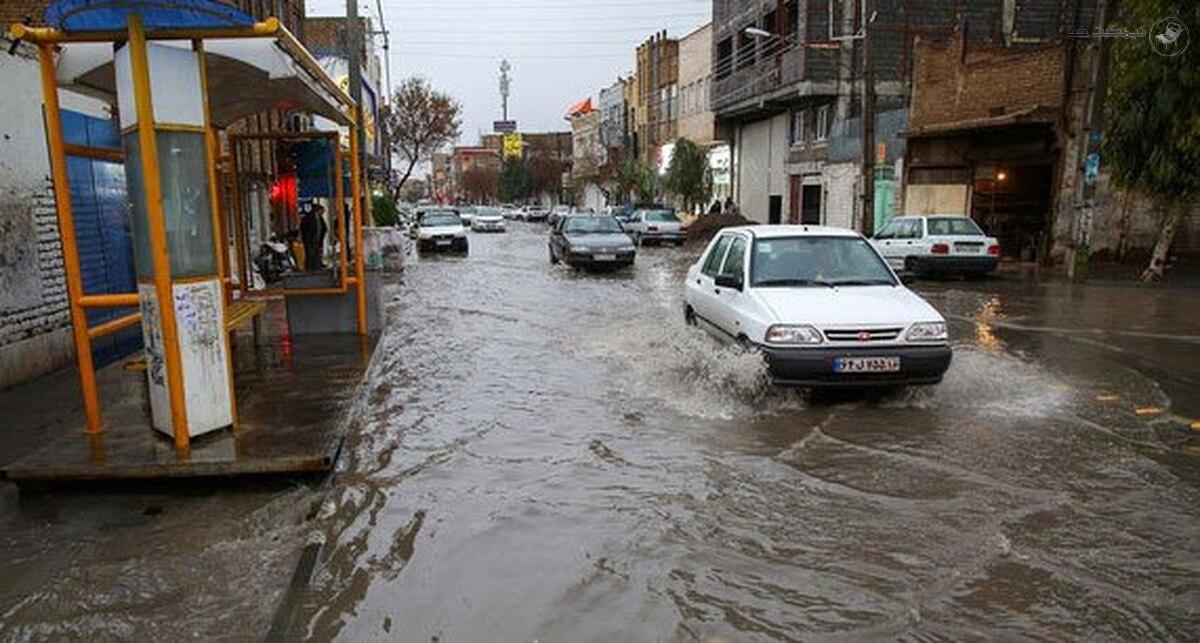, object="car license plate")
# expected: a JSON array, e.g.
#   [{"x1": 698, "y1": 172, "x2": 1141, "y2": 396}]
[
  {"x1": 954, "y1": 243, "x2": 981, "y2": 253},
  {"x1": 436, "y1": 240, "x2": 451, "y2": 247},
  {"x1": 594, "y1": 253, "x2": 616, "y2": 261},
  {"x1": 833, "y1": 356, "x2": 901, "y2": 373}
]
